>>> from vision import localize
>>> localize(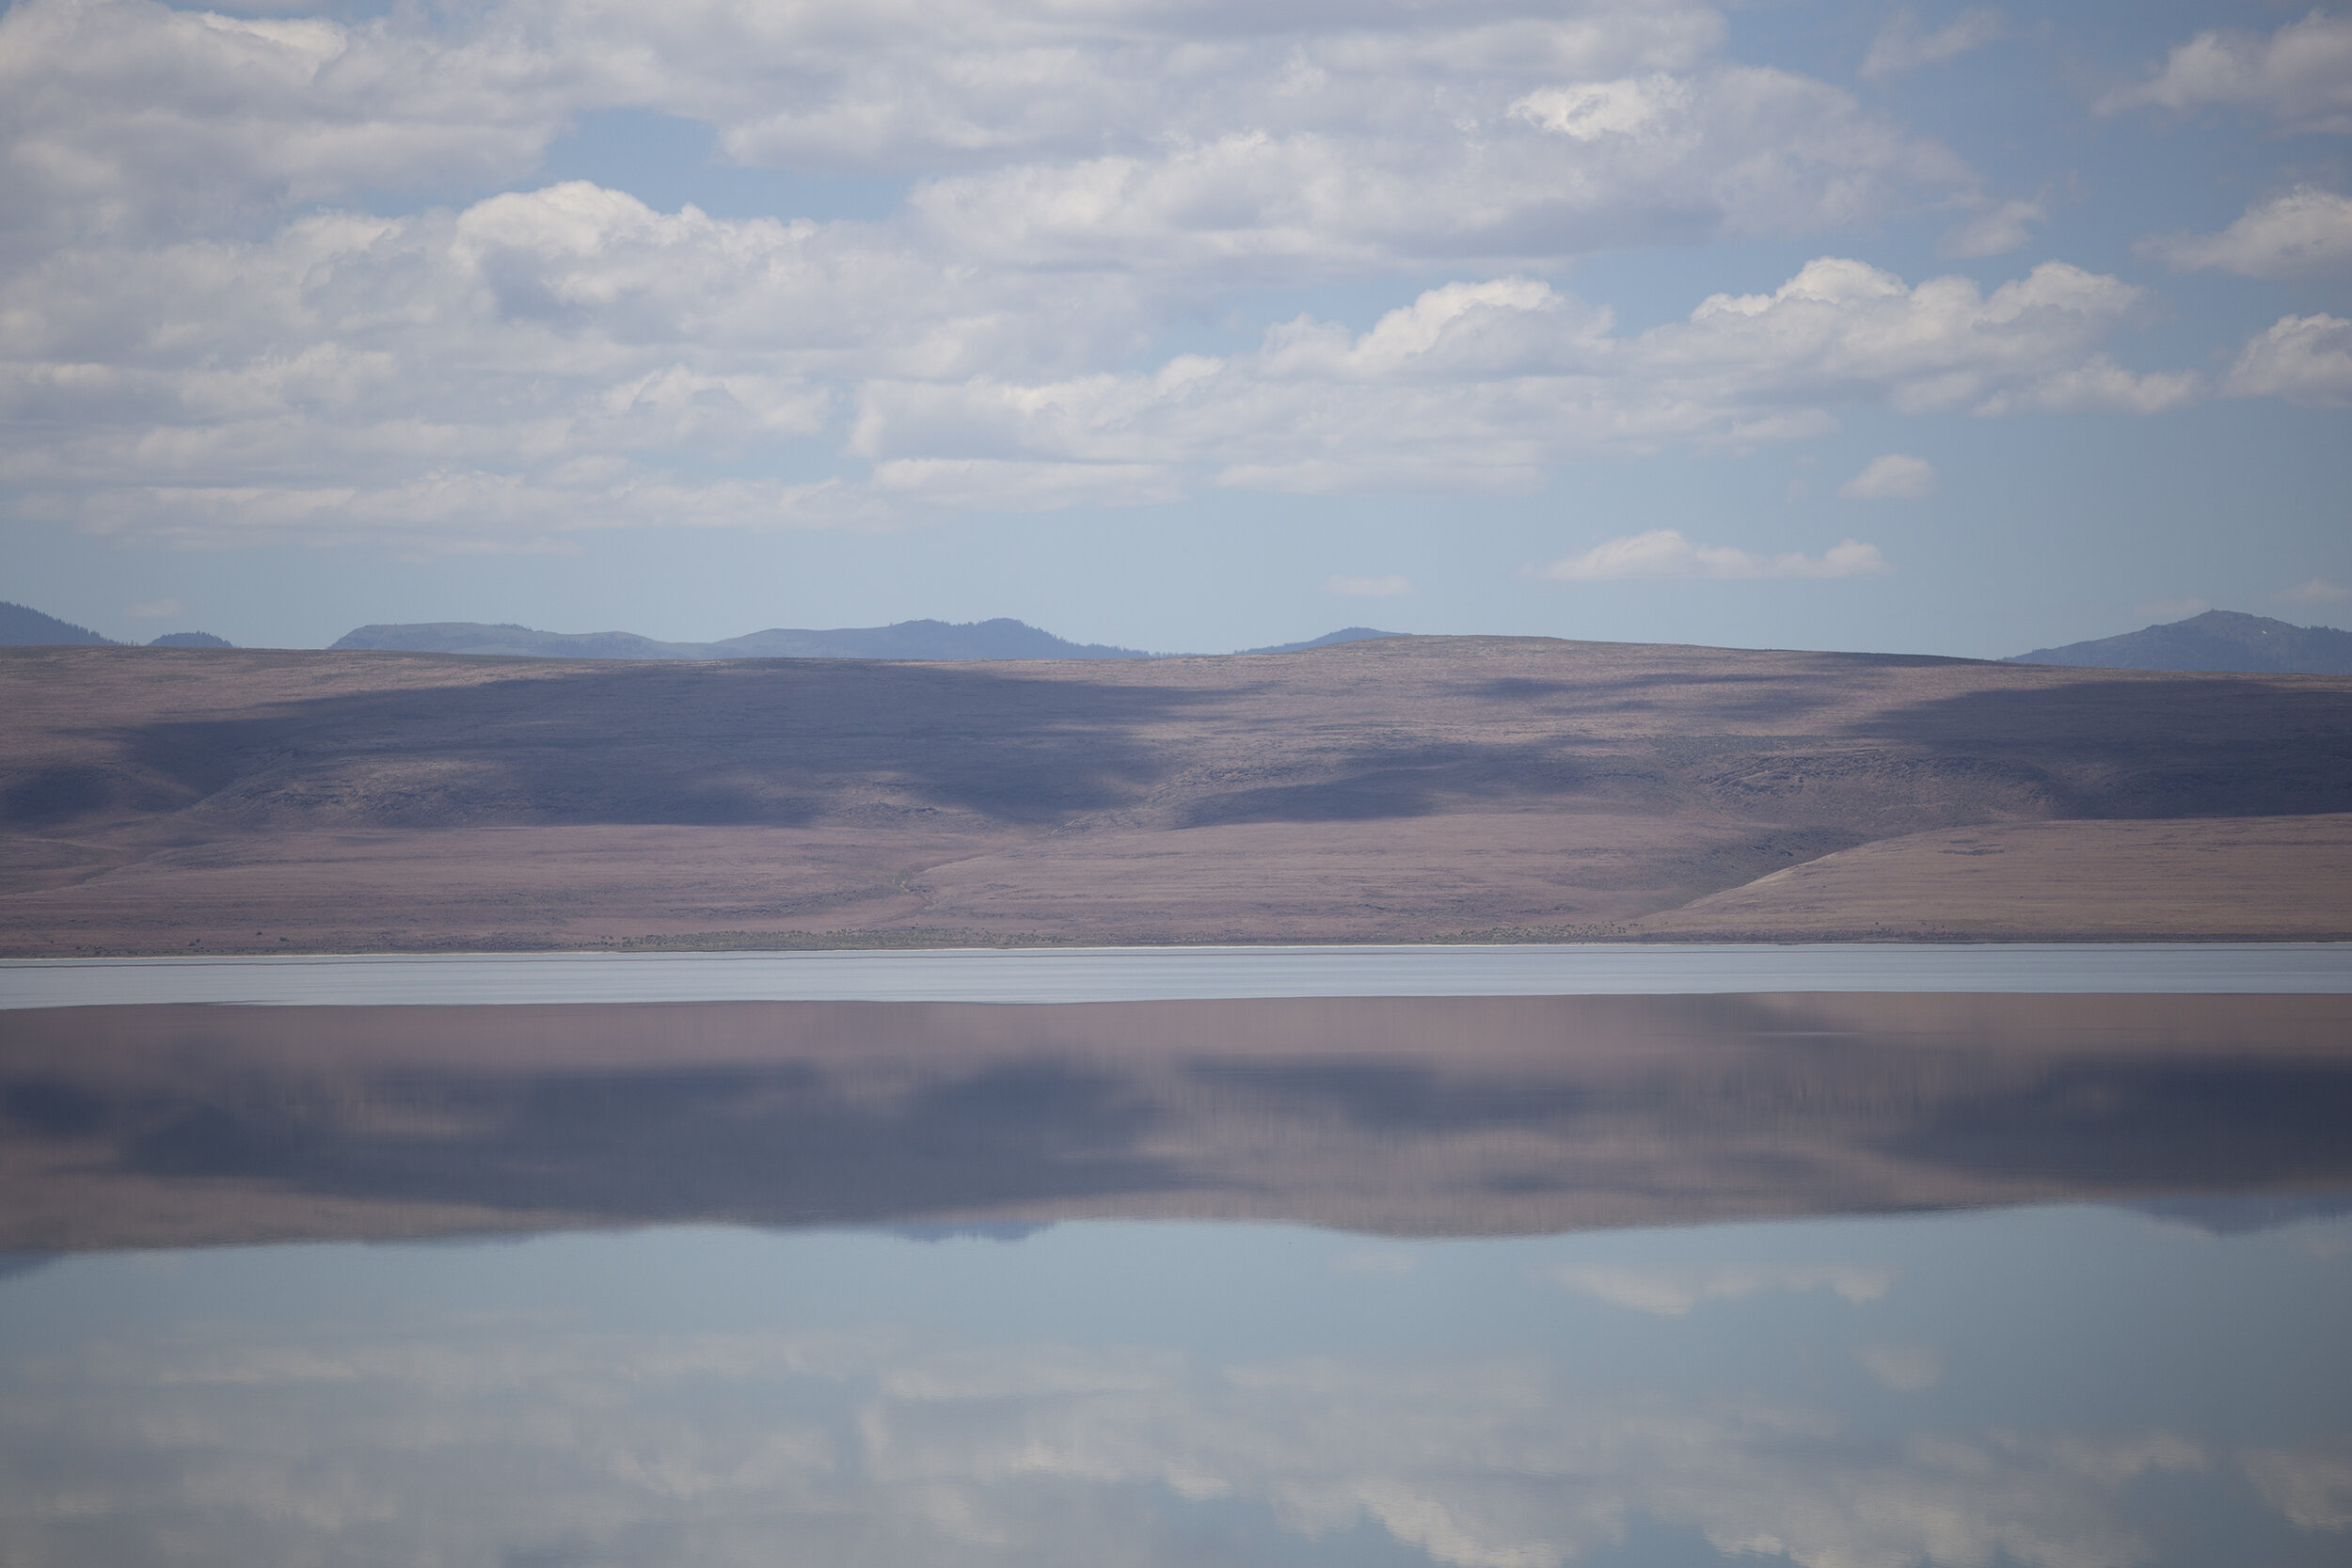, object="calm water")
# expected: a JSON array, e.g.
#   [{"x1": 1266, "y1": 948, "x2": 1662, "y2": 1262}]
[
  {"x1": 2, "y1": 951, "x2": 2348, "y2": 1565},
  {"x1": 4, "y1": 942, "x2": 2351, "y2": 1007}
]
